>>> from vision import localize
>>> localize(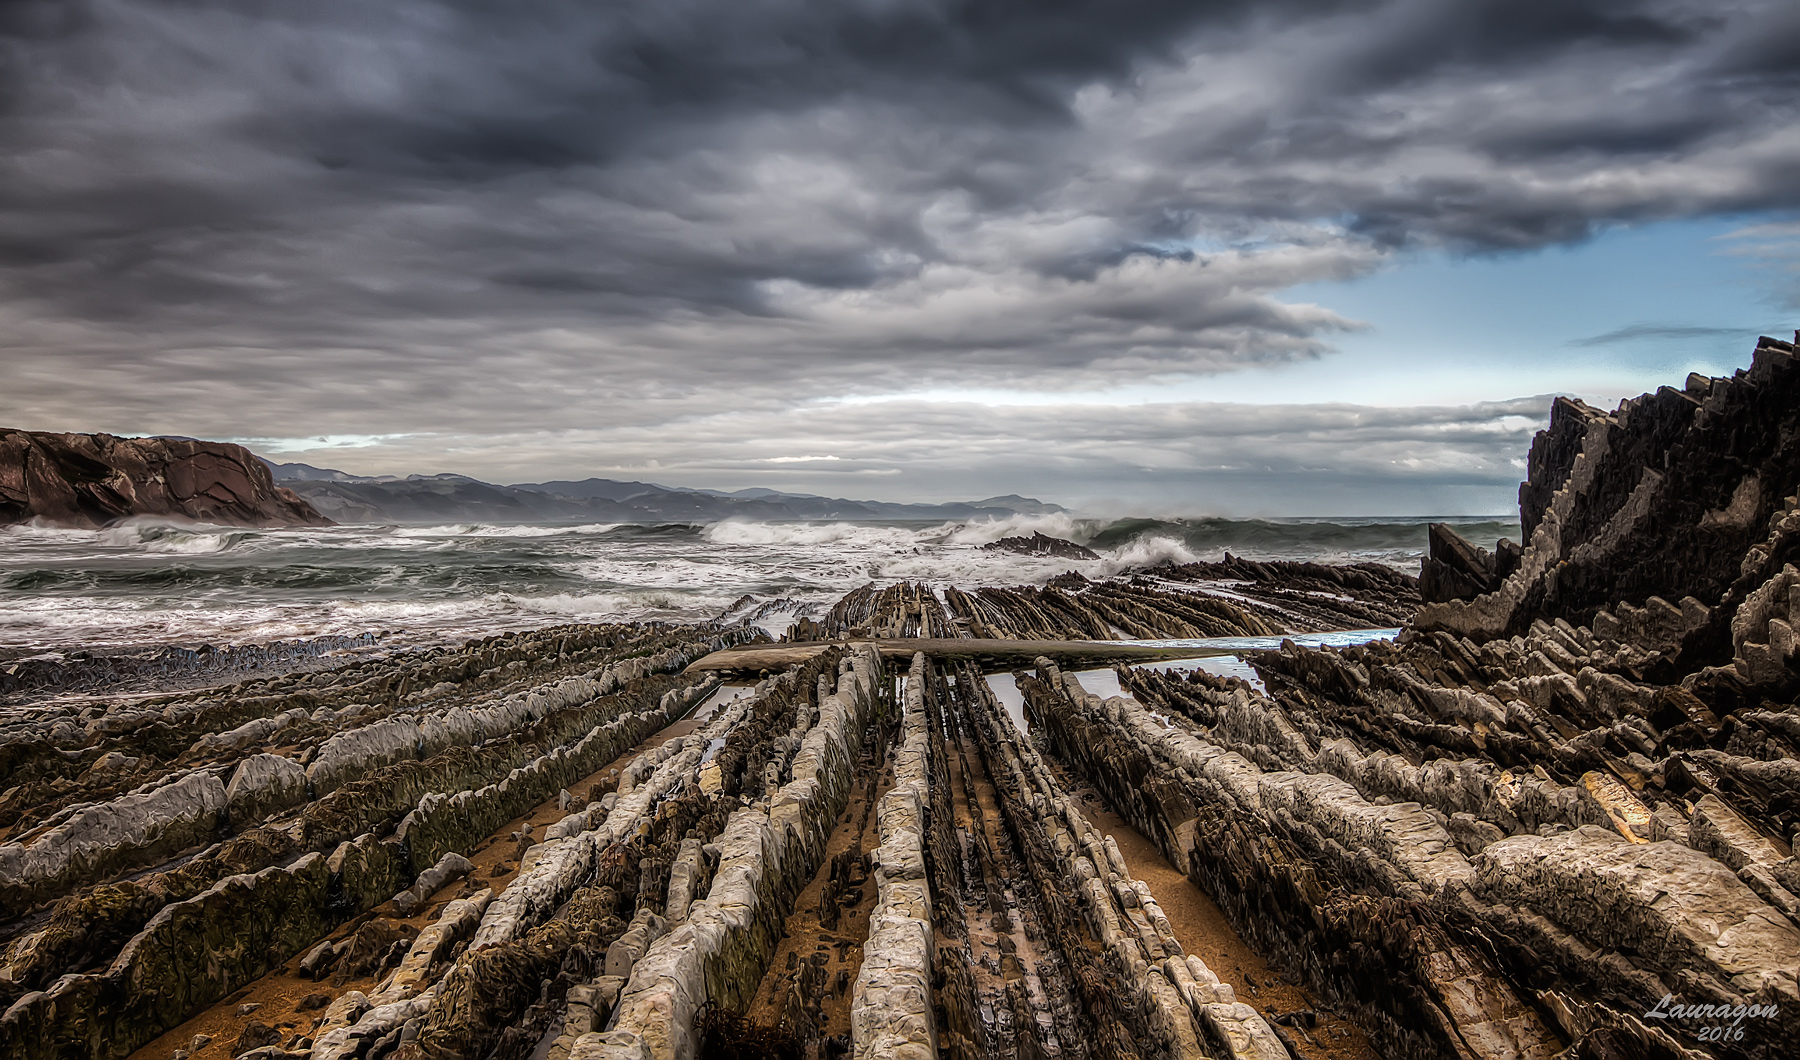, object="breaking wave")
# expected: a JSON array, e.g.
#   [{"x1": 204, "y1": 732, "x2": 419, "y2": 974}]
[
  {"x1": 1083, "y1": 516, "x2": 1519, "y2": 562},
  {"x1": 0, "y1": 514, "x2": 1516, "y2": 652}
]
